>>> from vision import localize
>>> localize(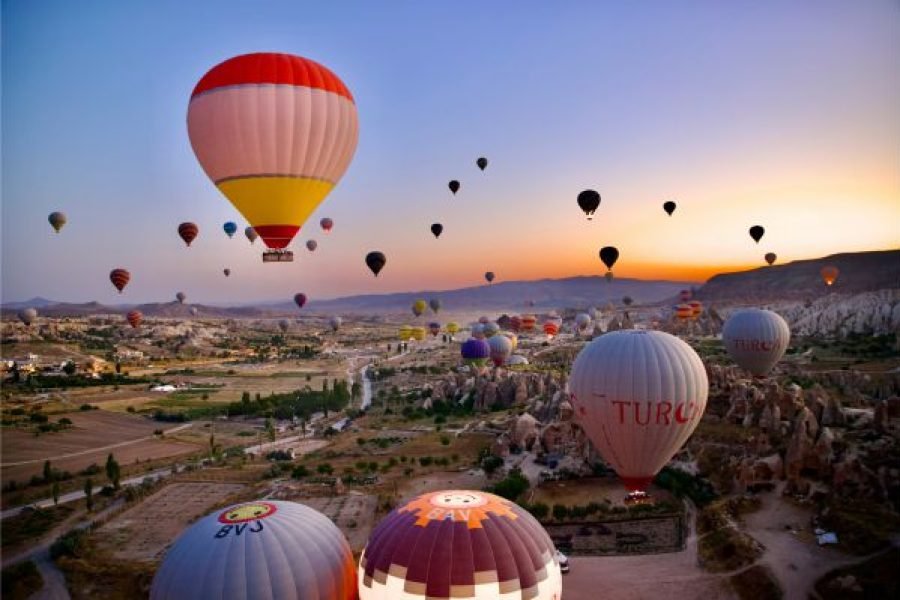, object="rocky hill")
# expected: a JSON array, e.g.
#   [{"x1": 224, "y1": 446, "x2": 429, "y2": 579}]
[{"x1": 697, "y1": 249, "x2": 899, "y2": 303}]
